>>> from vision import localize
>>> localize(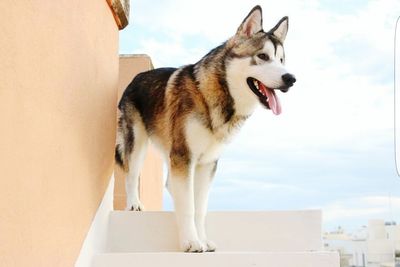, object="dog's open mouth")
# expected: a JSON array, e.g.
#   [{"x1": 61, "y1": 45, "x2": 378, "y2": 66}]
[{"x1": 246, "y1": 77, "x2": 285, "y2": 115}]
